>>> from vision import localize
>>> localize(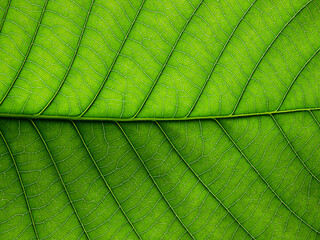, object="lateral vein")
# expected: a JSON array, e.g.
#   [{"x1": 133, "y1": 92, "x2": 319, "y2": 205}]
[
  {"x1": 78, "y1": 0, "x2": 147, "y2": 117},
  {"x1": 155, "y1": 121, "x2": 256, "y2": 239},
  {"x1": 0, "y1": 130, "x2": 40, "y2": 240},
  {"x1": 38, "y1": 0, "x2": 96, "y2": 115},
  {"x1": 0, "y1": 0, "x2": 11, "y2": 33},
  {"x1": 71, "y1": 121, "x2": 142, "y2": 240},
  {"x1": 215, "y1": 118, "x2": 320, "y2": 234},
  {"x1": 0, "y1": 0, "x2": 49, "y2": 105},
  {"x1": 186, "y1": 0, "x2": 257, "y2": 117},
  {"x1": 270, "y1": 114, "x2": 320, "y2": 183},
  {"x1": 231, "y1": 0, "x2": 313, "y2": 115},
  {"x1": 117, "y1": 122, "x2": 196, "y2": 240},
  {"x1": 132, "y1": 0, "x2": 204, "y2": 118},
  {"x1": 30, "y1": 120, "x2": 91, "y2": 240}
]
